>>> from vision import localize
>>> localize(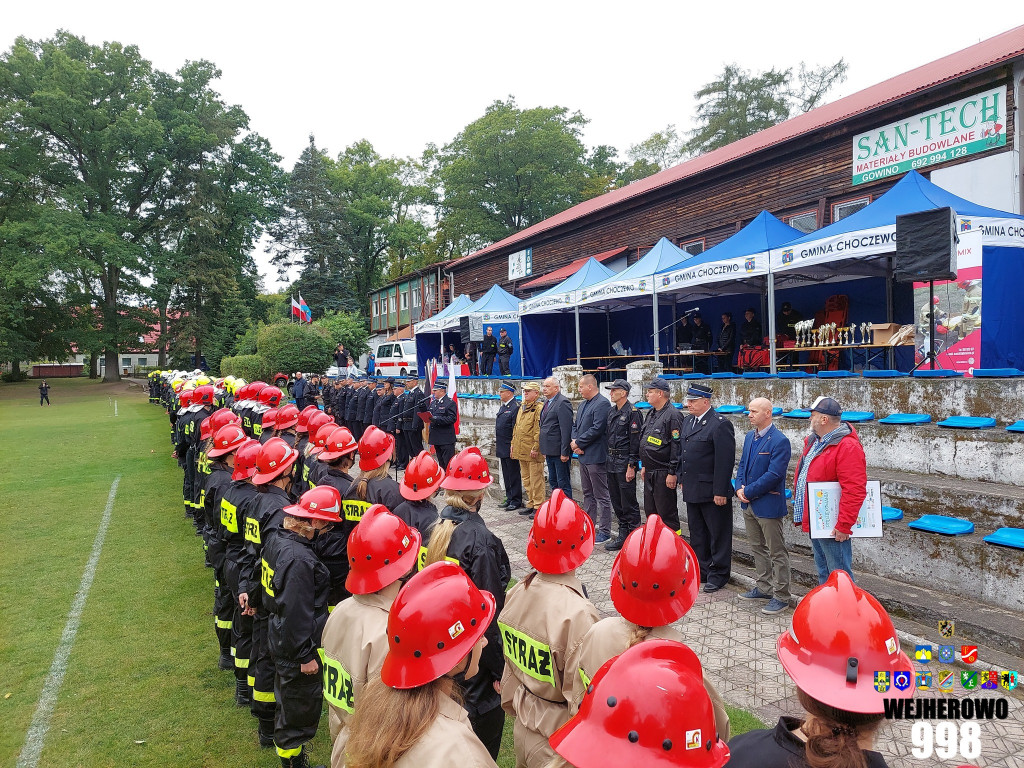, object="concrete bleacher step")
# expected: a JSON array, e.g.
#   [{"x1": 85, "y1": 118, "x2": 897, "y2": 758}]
[{"x1": 728, "y1": 535, "x2": 1024, "y2": 674}]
